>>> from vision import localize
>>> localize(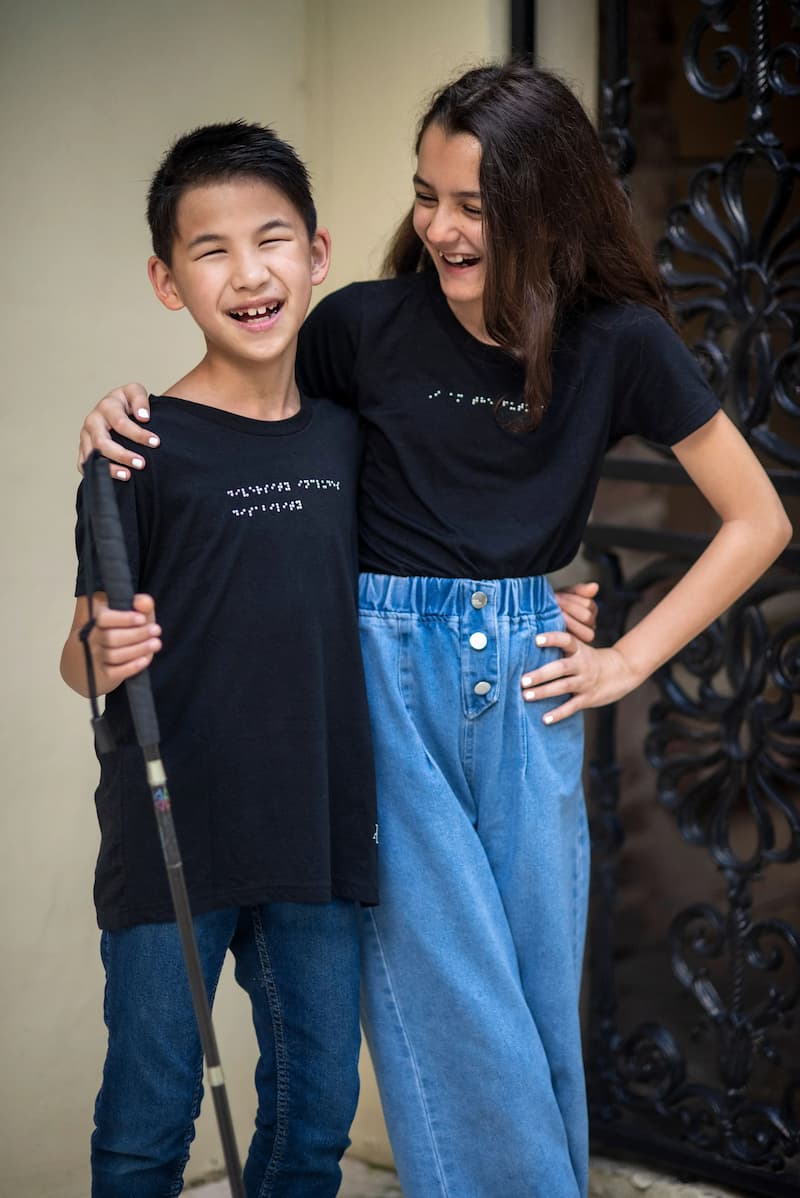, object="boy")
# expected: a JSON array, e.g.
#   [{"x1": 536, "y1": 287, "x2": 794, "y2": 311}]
[{"x1": 60, "y1": 122, "x2": 377, "y2": 1198}]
